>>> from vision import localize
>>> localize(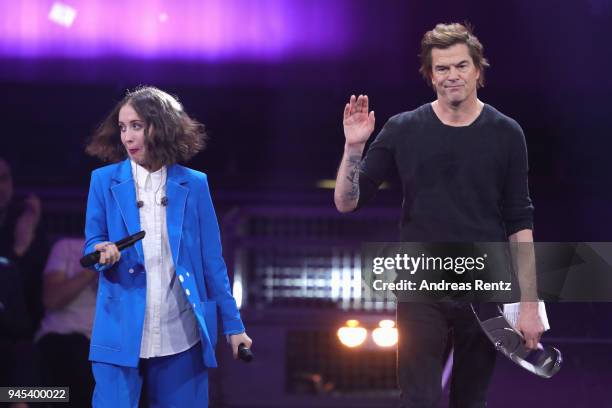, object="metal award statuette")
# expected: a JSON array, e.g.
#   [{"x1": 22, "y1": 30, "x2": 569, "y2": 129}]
[{"x1": 472, "y1": 304, "x2": 562, "y2": 378}]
